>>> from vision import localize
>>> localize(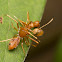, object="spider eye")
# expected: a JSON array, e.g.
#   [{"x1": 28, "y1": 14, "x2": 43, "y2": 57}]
[{"x1": 9, "y1": 43, "x2": 11, "y2": 45}]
